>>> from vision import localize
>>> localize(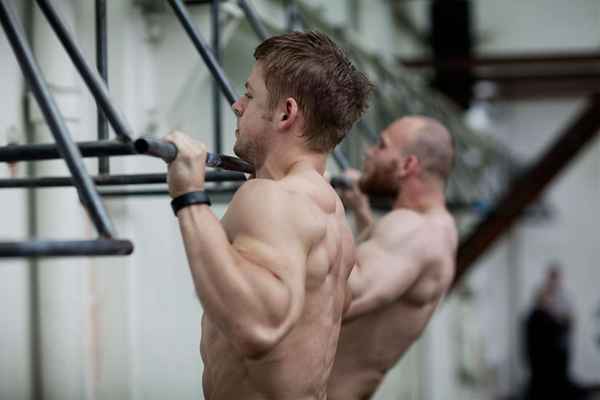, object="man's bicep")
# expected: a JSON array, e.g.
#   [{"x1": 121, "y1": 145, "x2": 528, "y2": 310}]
[{"x1": 355, "y1": 238, "x2": 422, "y2": 303}]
